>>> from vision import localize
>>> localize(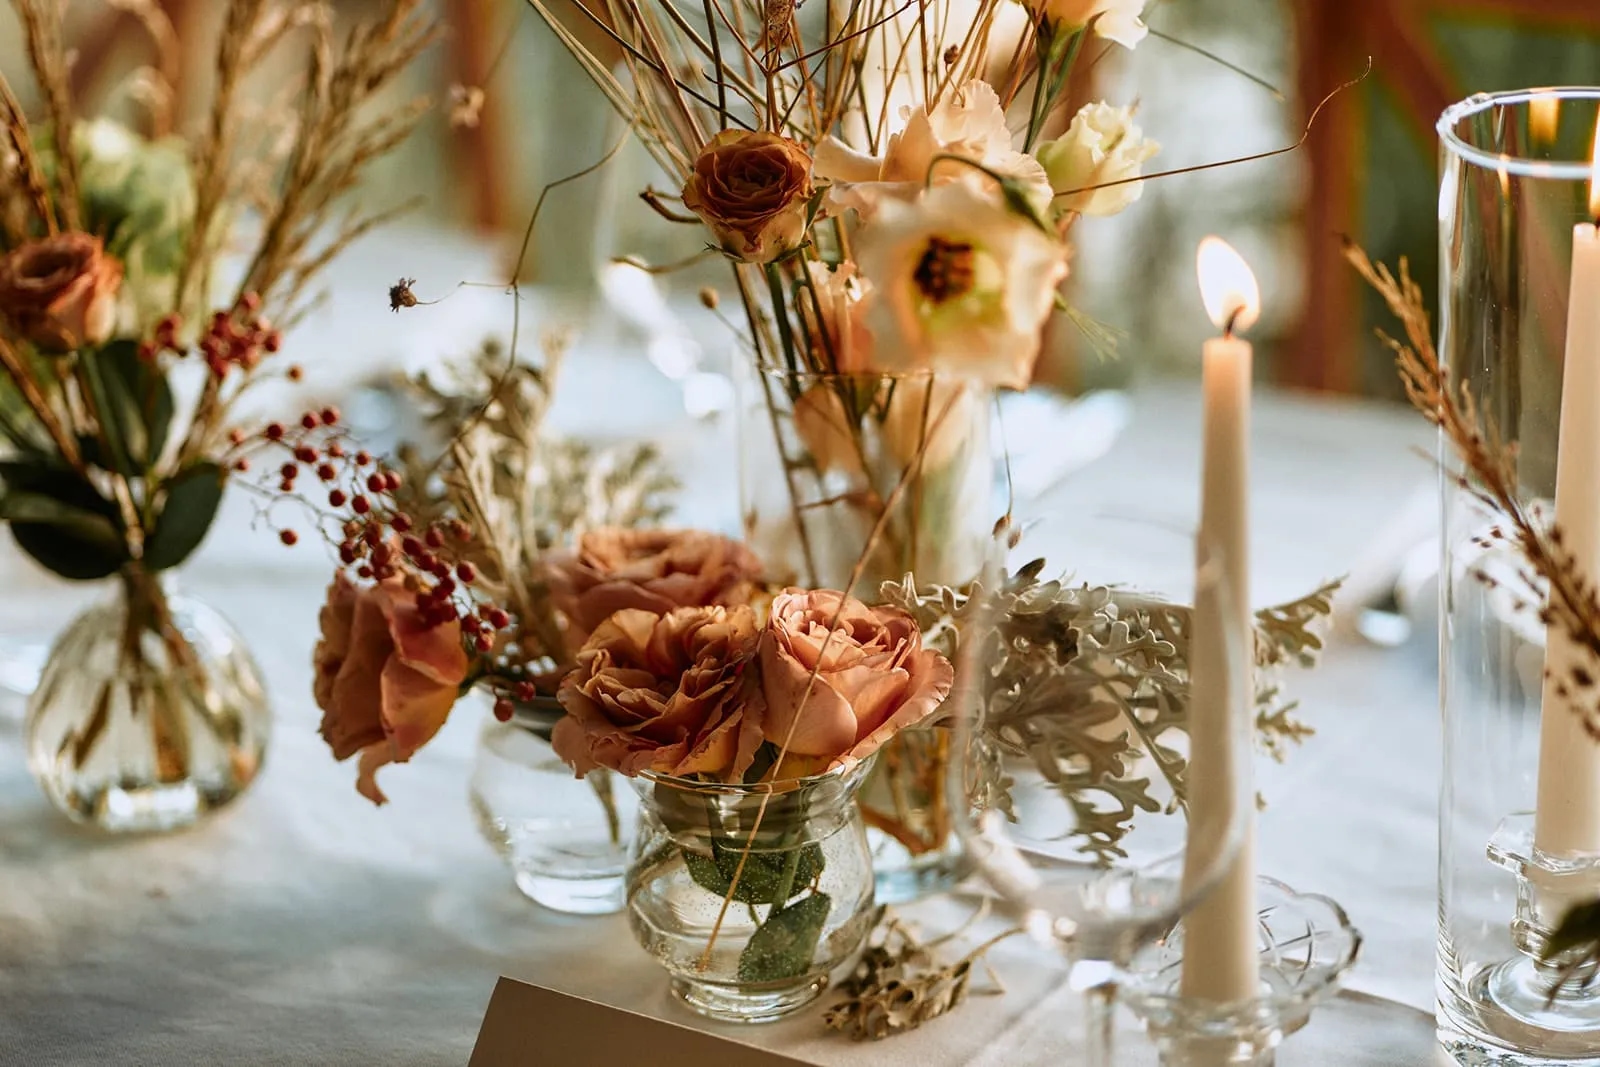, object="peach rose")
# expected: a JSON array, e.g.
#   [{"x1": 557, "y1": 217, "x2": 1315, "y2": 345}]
[
  {"x1": 552, "y1": 605, "x2": 766, "y2": 781},
  {"x1": 682, "y1": 130, "x2": 814, "y2": 263},
  {"x1": 314, "y1": 573, "x2": 470, "y2": 804},
  {"x1": 545, "y1": 528, "x2": 764, "y2": 642},
  {"x1": 0, "y1": 233, "x2": 123, "y2": 352},
  {"x1": 759, "y1": 589, "x2": 953, "y2": 773}
]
